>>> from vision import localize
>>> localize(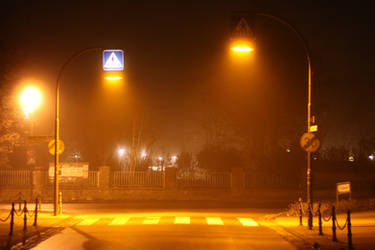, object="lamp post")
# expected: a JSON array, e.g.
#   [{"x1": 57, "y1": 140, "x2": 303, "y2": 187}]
[
  {"x1": 231, "y1": 12, "x2": 314, "y2": 229},
  {"x1": 54, "y1": 47, "x2": 102, "y2": 216}
]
